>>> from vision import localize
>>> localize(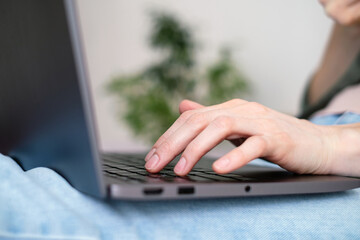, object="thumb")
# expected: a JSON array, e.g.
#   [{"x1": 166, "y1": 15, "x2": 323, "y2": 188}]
[{"x1": 179, "y1": 99, "x2": 204, "y2": 114}]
